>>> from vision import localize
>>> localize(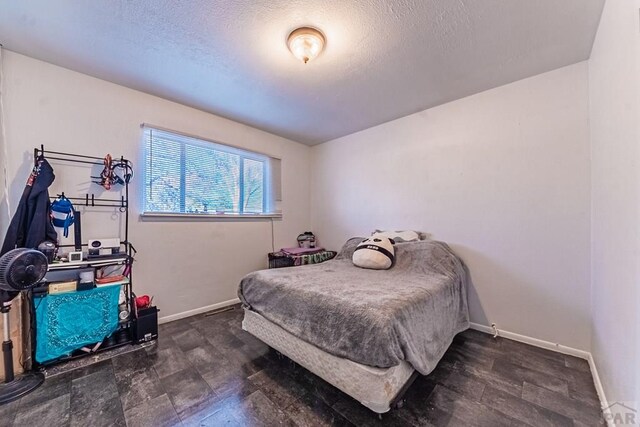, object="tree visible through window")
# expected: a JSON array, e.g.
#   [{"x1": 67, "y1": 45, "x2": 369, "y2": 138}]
[{"x1": 144, "y1": 127, "x2": 268, "y2": 215}]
